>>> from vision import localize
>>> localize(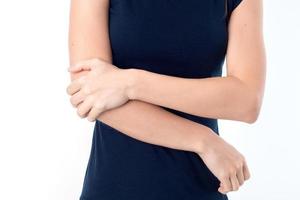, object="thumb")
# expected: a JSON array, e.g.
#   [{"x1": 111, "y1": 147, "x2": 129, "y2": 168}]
[{"x1": 68, "y1": 61, "x2": 93, "y2": 72}]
